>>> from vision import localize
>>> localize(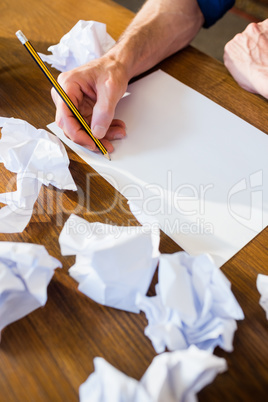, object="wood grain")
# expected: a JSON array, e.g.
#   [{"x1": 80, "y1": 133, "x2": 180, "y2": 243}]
[{"x1": 0, "y1": 0, "x2": 267, "y2": 400}]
